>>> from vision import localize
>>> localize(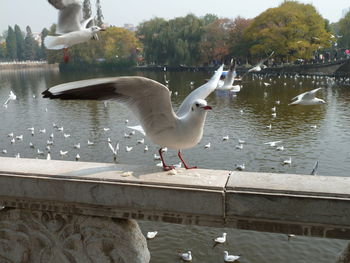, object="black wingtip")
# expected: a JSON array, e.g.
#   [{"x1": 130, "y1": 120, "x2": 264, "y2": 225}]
[{"x1": 42, "y1": 89, "x2": 54, "y2": 99}]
